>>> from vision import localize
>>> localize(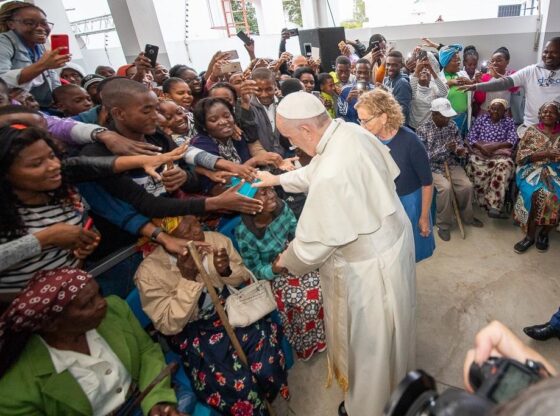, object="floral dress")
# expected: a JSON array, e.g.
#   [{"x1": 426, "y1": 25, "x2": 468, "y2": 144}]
[
  {"x1": 465, "y1": 114, "x2": 518, "y2": 211},
  {"x1": 514, "y1": 125, "x2": 560, "y2": 229},
  {"x1": 235, "y1": 201, "x2": 327, "y2": 361},
  {"x1": 169, "y1": 287, "x2": 289, "y2": 415}
]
